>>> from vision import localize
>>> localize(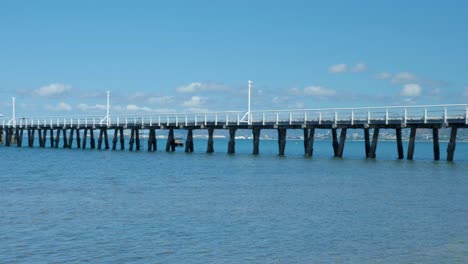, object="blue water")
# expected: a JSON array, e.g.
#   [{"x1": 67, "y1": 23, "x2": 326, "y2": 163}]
[{"x1": 1, "y1": 139, "x2": 467, "y2": 263}]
